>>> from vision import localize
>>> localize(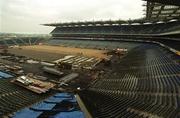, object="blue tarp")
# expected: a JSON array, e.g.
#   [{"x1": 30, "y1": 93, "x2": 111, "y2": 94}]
[
  {"x1": 51, "y1": 107, "x2": 76, "y2": 112},
  {"x1": 44, "y1": 96, "x2": 68, "y2": 103},
  {"x1": 44, "y1": 96, "x2": 76, "y2": 103},
  {"x1": 52, "y1": 111, "x2": 84, "y2": 118},
  {"x1": 13, "y1": 108, "x2": 42, "y2": 118},
  {"x1": 30, "y1": 102, "x2": 56, "y2": 111},
  {"x1": 54, "y1": 93, "x2": 73, "y2": 98},
  {"x1": 13, "y1": 92, "x2": 84, "y2": 118},
  {"x1": 0, "y1": 71, "x2": 13, "y2": 78}
]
